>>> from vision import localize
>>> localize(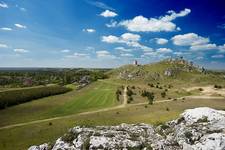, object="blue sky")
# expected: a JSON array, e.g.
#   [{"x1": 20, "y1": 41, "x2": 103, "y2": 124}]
[{"x1": 0, "y1": 0, "x2": 225, "y2": 69}]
